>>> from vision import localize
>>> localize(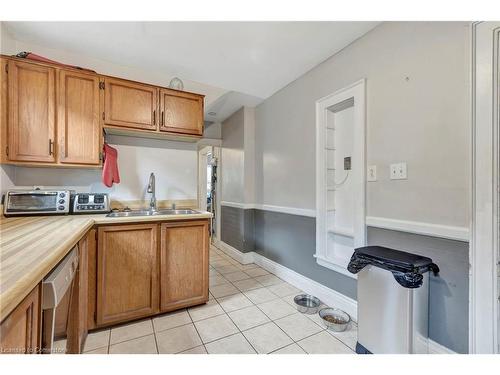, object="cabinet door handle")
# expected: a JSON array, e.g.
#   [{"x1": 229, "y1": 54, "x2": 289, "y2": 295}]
[
  {"x1": 161, "y1": 111, "x2": 164, "y2": 126},
  {"x1": 153, "y1": 110, "x2": 156, "y2": 125},
  {"x1": 49, "y1": 139, "x2": 54, "y2": 155}
]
